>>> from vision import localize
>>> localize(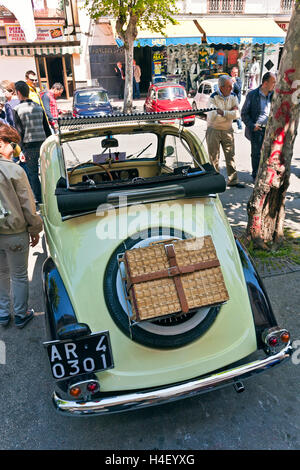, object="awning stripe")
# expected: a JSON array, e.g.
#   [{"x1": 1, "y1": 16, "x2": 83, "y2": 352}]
[{"x1": 0, "y1": 45, "x2": 82, "y2": 56}]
